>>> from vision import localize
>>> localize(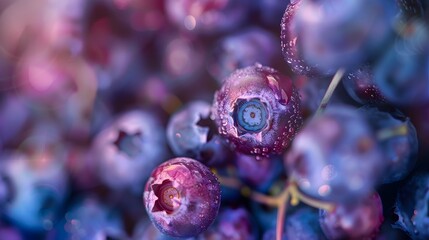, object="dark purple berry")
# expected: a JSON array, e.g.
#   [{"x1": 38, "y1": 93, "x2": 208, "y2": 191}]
[
  {"x1": 292, "y1": 0, "x2": 396, "y2": 72},
  {"x1": 397, "y1": 0, "x2": 424, "y2": 20},
  {"x1": 359, "y1": 106, "x2": 418, "y2": 183},
  {"x1": 320, "y1": 193, "x2": 384, "y2": 240},
  {"x1": 202, "y1": 207, "x2": 258, "y2": 240},
  {"x1": 394, "y1": 173, "x2": 429, "y2": 239},
  {"x1": 144, "y1": 157, "x2": 221, "y2": 238},
  {"x1": 343, "y1": 66, "x2": 387, "y2": 105},
  {"x1": 280, "y1": 0, "x2": 326, "y2": 77},
  {"x1": 235, "y1": 153, "x2": 283, "y2": 191},
  {"x1": 209, "y1": 27, "x2": 280, "y2": 83},
  {"x1": 285, "y1": 106, "x2": 386, "y2": 203},
  {"x1": 212, "y1": 64, "x2": 303, "y2": 157},
  {"x1": 374, "y1": 20, "x2": 429, "y2": 105}
]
